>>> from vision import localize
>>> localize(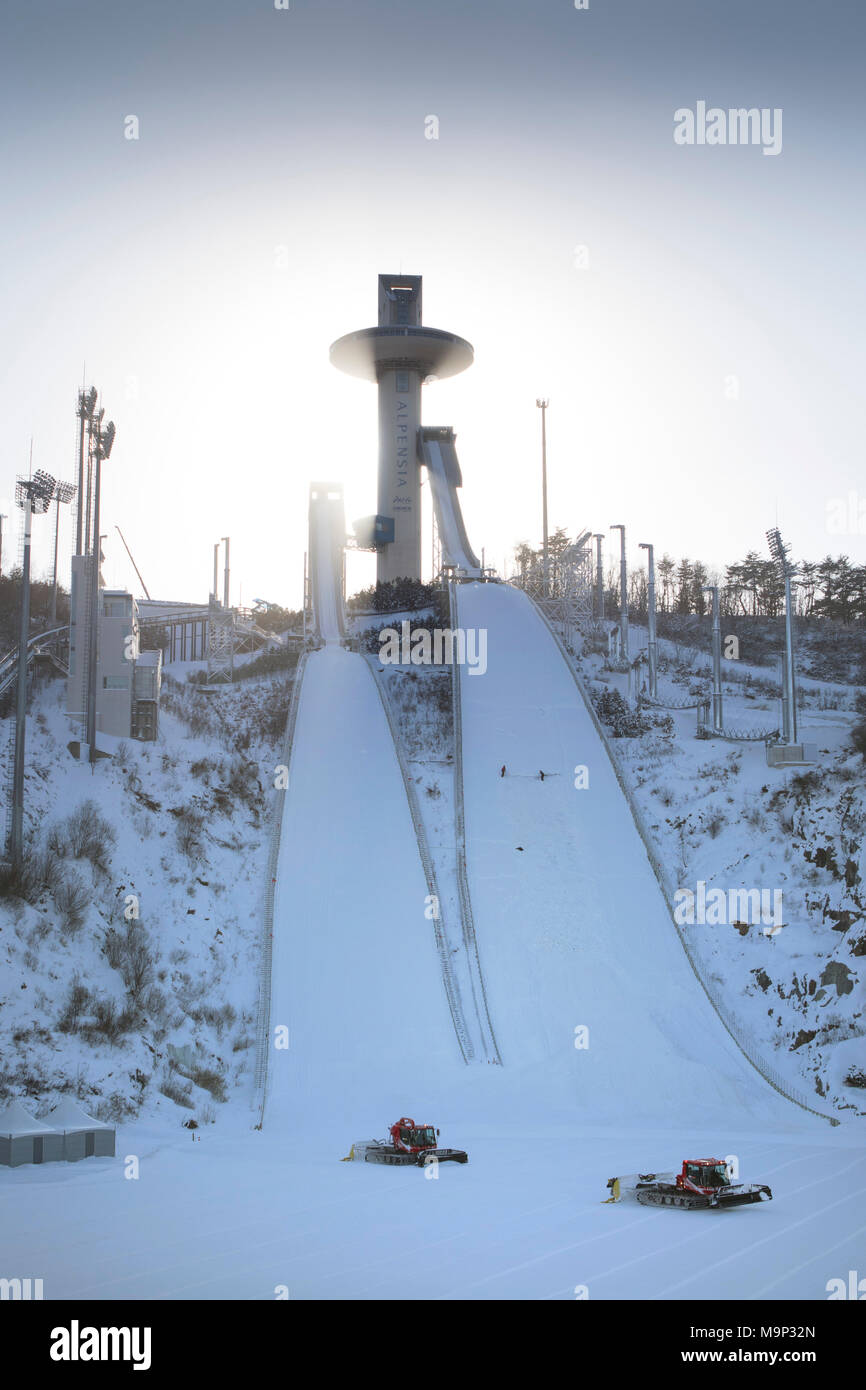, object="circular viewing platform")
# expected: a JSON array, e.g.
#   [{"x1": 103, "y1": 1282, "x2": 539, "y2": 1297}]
[{"x1": 330, "y1": 326, "x2": 474, "y2": 382}]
